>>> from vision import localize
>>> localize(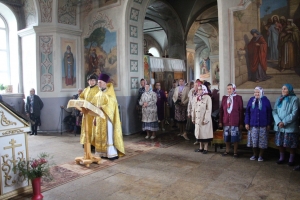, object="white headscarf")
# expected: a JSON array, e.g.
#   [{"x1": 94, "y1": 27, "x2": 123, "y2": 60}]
[
  {"x1": 226, "y1": 83, "x2": 237, "y2": 114},
  {"x1": 252, "y1": 86, "x2": 264, "y2": 110},
  {"x1": 197, "y1": 85, "x2": 208, "y2": 101}
]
